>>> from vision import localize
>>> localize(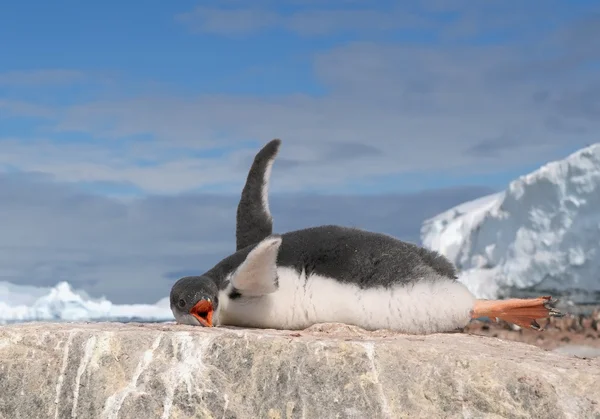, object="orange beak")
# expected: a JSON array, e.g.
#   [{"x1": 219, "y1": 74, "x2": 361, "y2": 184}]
[{"x1": 189, "y1": 299, "x2": 214, "y2": 327}]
